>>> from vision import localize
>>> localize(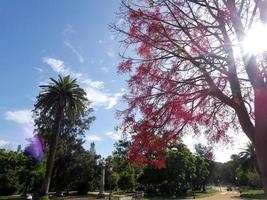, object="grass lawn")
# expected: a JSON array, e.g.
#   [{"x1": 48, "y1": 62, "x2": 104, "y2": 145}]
[
  {"x1": 0, "y1": 195, "x2": 23, "y2": 200},
  {"x1": 240, "y1": 189, "x2": 265, "y2": 199}
]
